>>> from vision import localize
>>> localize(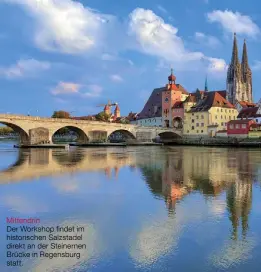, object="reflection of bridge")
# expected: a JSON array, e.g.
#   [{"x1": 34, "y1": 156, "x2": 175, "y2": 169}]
[
  {"x1": 0, "y1": 114, "x2": 182, "y2": 144},
  {"x1": 0, "y1": 148, "x2": 135, "y2": 183}
]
